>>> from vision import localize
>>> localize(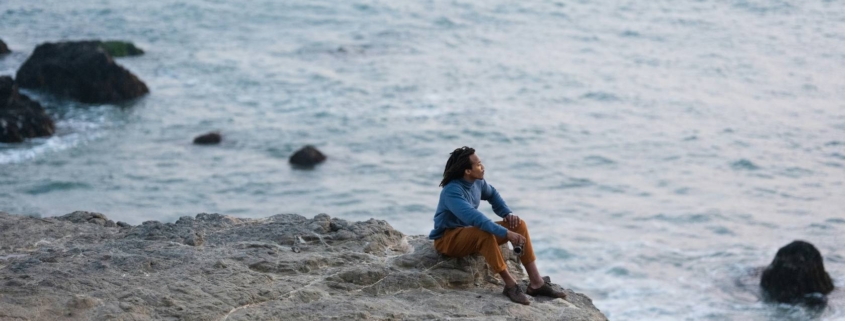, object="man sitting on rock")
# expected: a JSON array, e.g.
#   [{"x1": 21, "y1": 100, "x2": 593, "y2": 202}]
[{"x1": 429, "y1": 146, "x2": 567, "y2": 305}]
